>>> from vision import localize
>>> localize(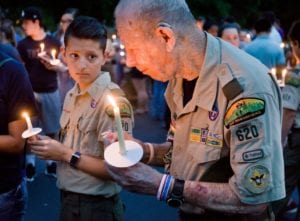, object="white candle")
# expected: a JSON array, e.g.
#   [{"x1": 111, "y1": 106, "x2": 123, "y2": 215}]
[
  {"x1": 40, "y1": 43, "x2": 45, "y2": 53},
  {"x1": 281, "y1": 69, "x2": 287, "y2": 86},
  {"x1": 271, "y1": 68, "x2": 277, "y2": 80},
  {"x1": 22, "y1": 112, "x2": 32, "y2": 129},
  {"x1": 107, "y1": 95, "x2": 126, "y2": 155}
]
